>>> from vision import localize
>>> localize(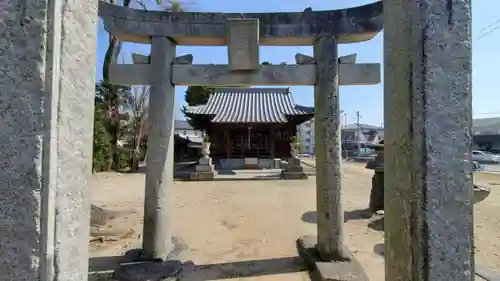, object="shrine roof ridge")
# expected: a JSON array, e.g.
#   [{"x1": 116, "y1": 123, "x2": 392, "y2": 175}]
[
  {"x1": 214, "y1": 87, "x2": 290, "y2": 94},
  {"x1": 98, "y1": 1, "x2": 383, "y2": 45},
  {"x1": 185, "y1": 87, "x2": 313, "y2": 123}
]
